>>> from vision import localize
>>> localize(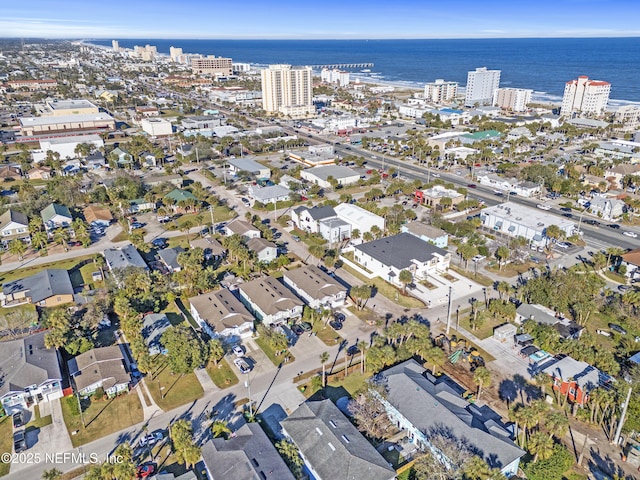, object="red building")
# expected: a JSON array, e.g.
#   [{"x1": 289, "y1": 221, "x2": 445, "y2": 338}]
[{"x1": 541, "y1": 356, "x2": 602, "y2": 406}]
